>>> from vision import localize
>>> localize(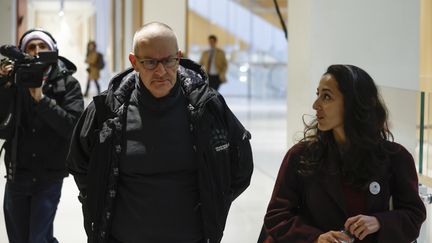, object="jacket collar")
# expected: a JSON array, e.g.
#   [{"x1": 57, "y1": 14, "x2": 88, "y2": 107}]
[
  {"x1": 94, "y1": 58, "x2": 217, "y2": 114},
  {"x1": 178, "y1": 58, "x2": 216, "y2": 108},
  {"x1": 91, "y1": 67, "x2": 135, "y2": 118},
  {"x1": 46, "y1": 56, "x2": 76, "y2": 83}
]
